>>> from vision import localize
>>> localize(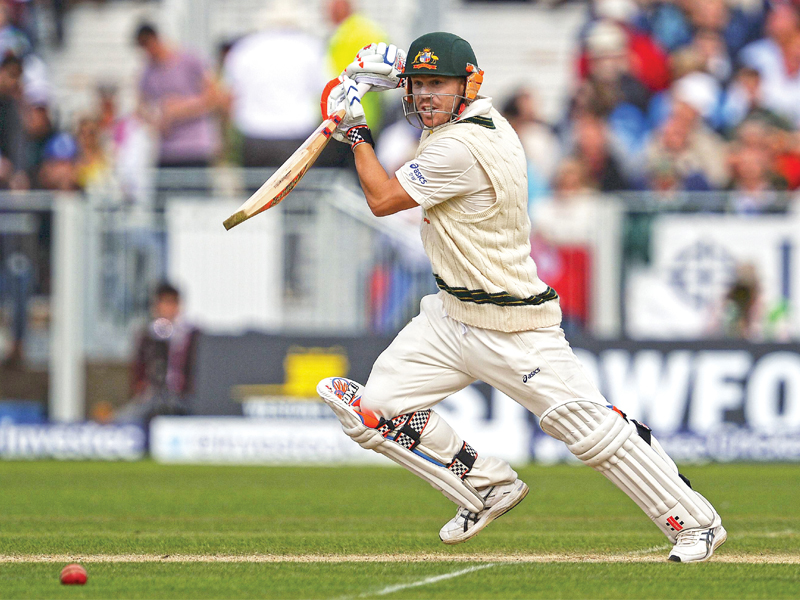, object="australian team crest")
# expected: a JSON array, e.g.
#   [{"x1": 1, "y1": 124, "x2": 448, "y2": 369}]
[{"x1": 413, "y1": 47, "x2": 439, "y2": 70}]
